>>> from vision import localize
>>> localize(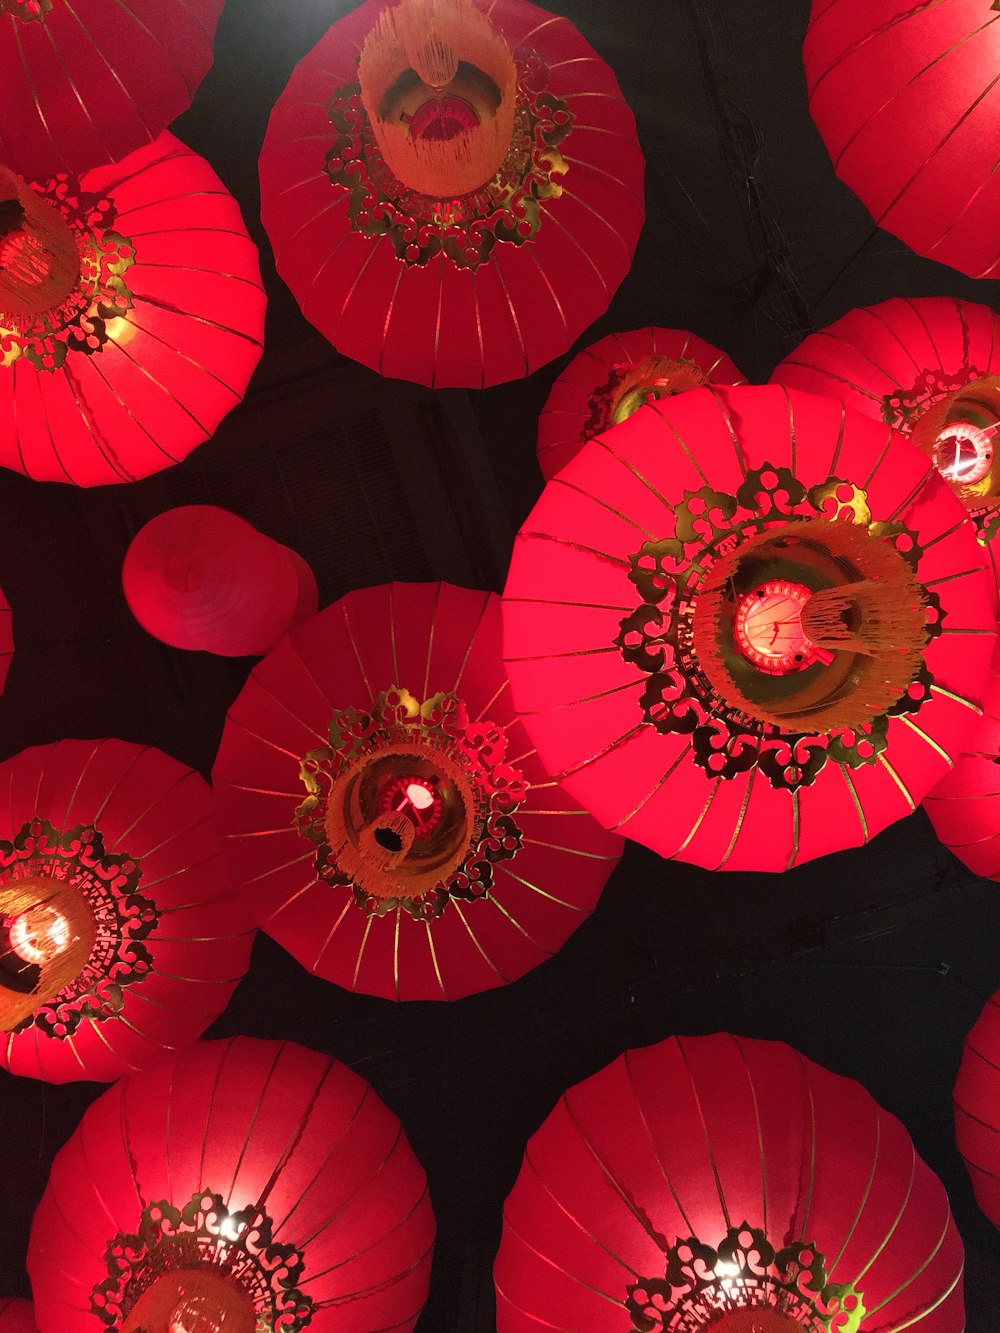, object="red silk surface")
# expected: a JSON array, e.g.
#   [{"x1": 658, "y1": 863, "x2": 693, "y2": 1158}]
[
  {"x1": 0, "y1": 738, "x2": 254, "y2": 1084},
  {"x1": 538, "y1": 326, "x2": 746, "y2": 480},
  {"x1": 259, "y1": 0, "x2": 644, "y2": 388},
  {"x1": 495, "y1": 1033, "x2": 964, "y2": 1330},
  {"x1": 28, "y1": 1037, "x2": 434, "y2": 1331},
  {"x1": 0, "y1": 134, "x2": 265, "y2": 486},
  {"x1": 804, "y1": 0, "x2": 1000, "y2": 279},
  {"x1": 503, "y1": 385, "x2": 996, "y2": 871},
  {"x1": 122, "y1": 506, "x2": 317, "y2": 657},
  {"x1": 954, "y1": 987, "x2": 1000, "y2": 1229},
  {"x1": 0, "y1": 1300, "x2": 36, "y2": 1333},
  {"x1": 213, "y1": 582, "x2": 622, "y2": 1001},
  {"x1": 0, "y1": 0, "x2": 223, "y2": 179}
]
